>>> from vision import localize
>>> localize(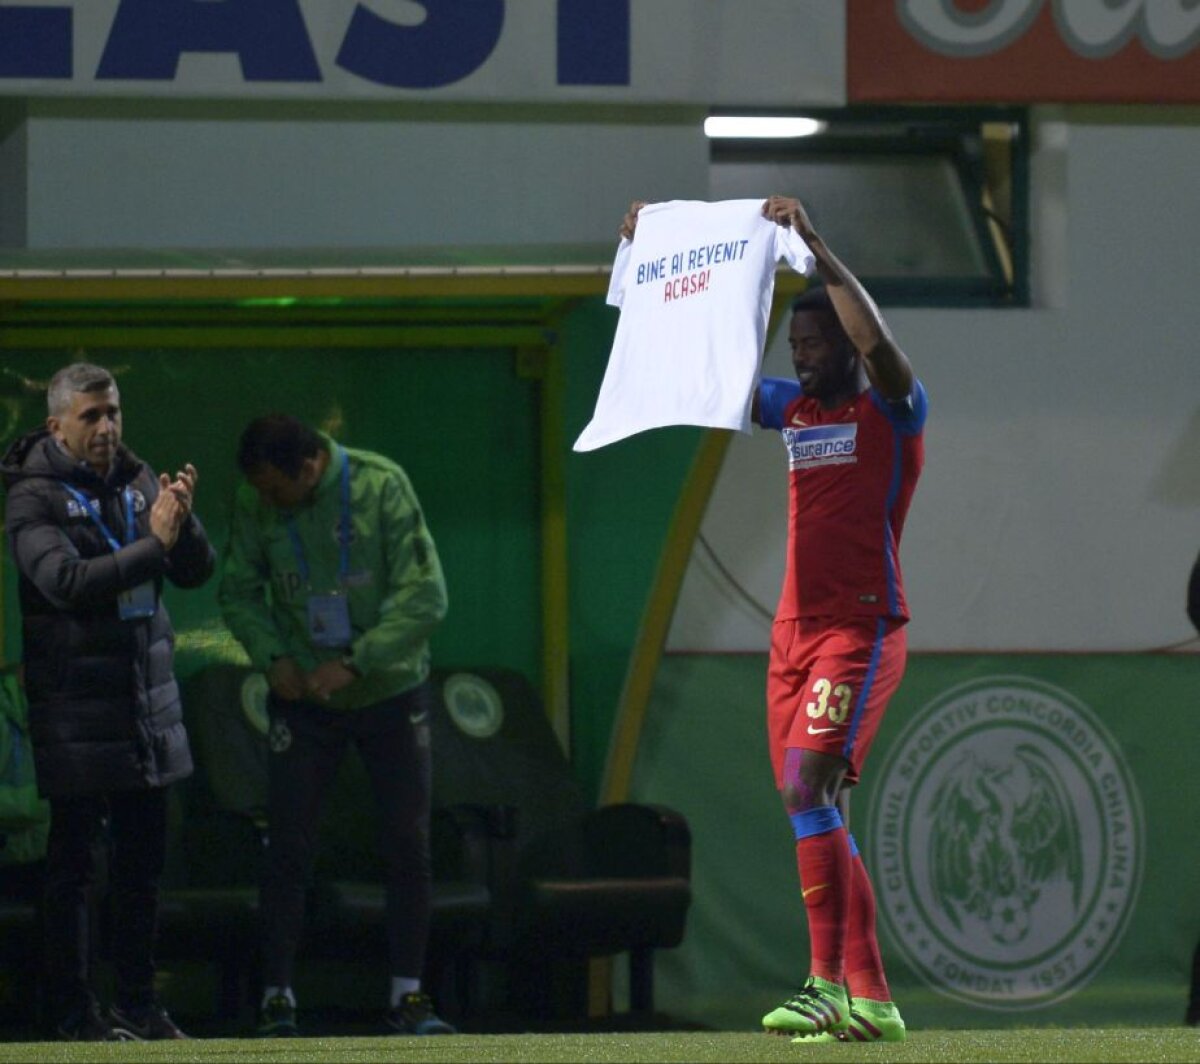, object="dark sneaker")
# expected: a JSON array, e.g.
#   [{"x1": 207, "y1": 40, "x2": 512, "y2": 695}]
[
  {"x1": 109, "y1": 1003, "x2": 189, "y2": 1041},
  {"x1": 257, "y1": 993, "x2": 299, "y2": 1038},
  {"x1": 55, "y1": 1001, "x2": 130, "y2": 1042},
  {"x1": 385, "y1": 992, "x2": 456, "y2": 1035}
]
